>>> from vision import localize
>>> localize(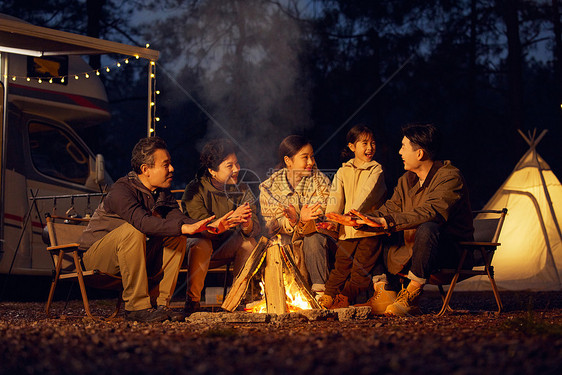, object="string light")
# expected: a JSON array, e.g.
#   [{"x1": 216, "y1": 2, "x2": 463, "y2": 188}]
[
  {"x1": 7, "y1": 48, "x2": 161, "y2": 131},
  {"x1": 8, "y1": 55, "x2": 143, "y2": 83}
]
